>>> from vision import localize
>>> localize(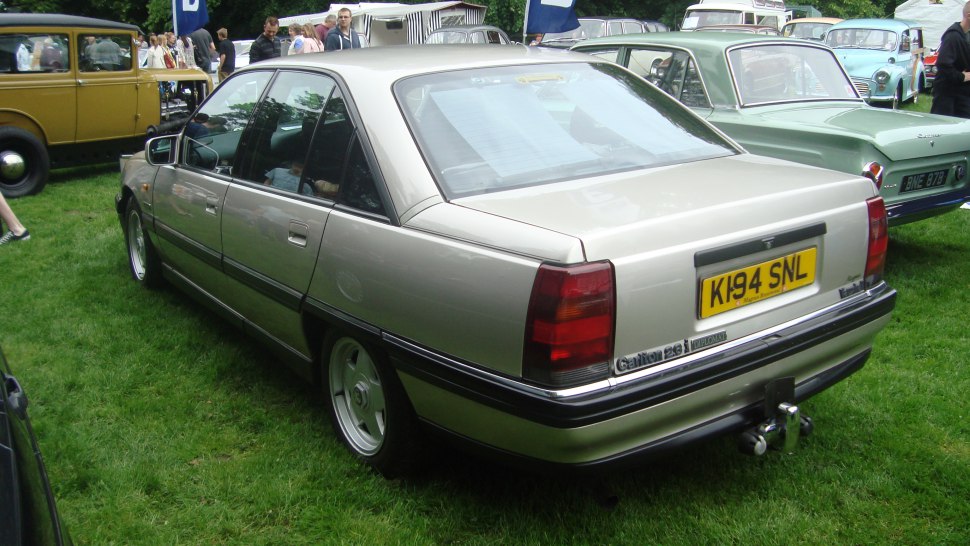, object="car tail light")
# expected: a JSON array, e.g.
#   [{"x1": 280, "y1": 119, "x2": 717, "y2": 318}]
[
  {"x1": 862, "y1": 162, "x2": 884, "y2": 189},
  {"x1": 865, "y1": 197, "x2": 888, "y2": 285},
  {"x1": 523, "y1": 262, "x2": 615, "y2": 388}
]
